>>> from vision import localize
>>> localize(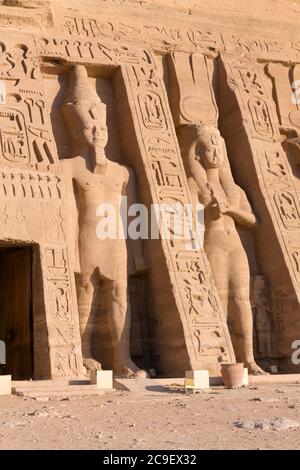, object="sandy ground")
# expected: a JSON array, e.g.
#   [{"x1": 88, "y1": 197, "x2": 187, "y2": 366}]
[{"x1": 0, "y1": 383, "x2": 300, "y2": 450}]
